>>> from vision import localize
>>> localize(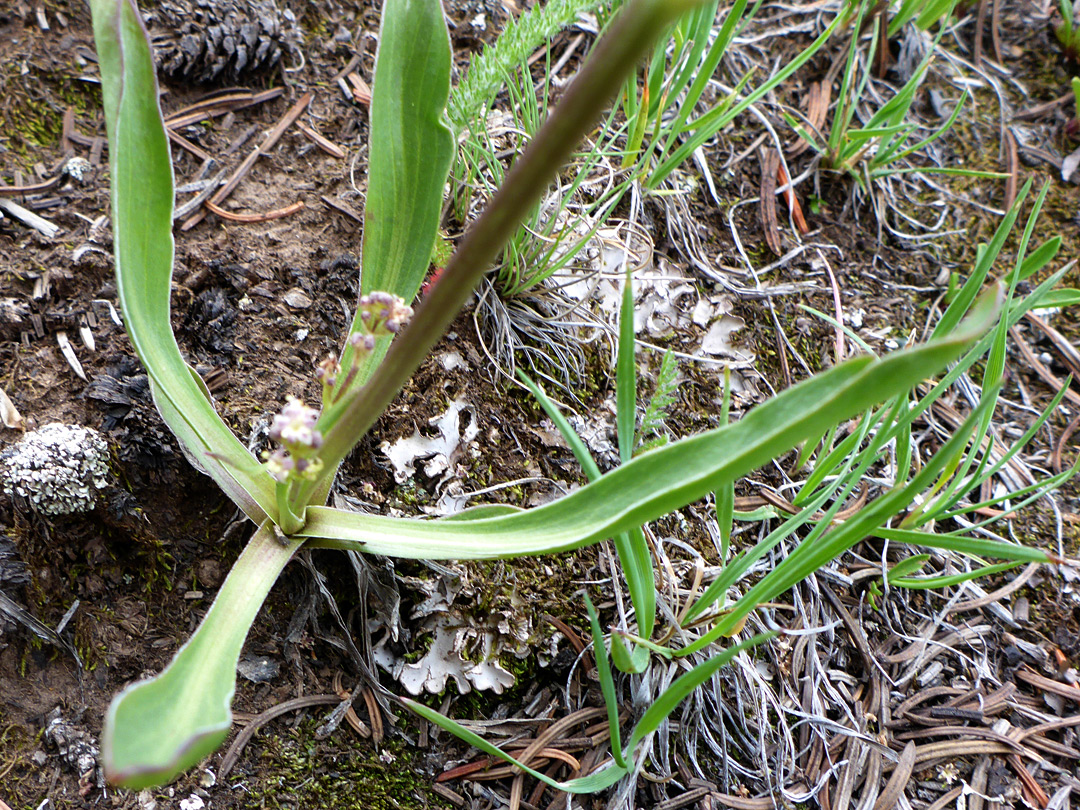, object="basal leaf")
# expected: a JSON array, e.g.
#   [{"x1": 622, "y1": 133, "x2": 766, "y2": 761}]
[
  {"x1": 339, "y1": 0, "x2": 454, "y2": 381},
  {"x1": 102, "y1": 525, "x2": 299, "y2": 787},
  {"x1": 90, "y1": 0, "x2": 276, "y2": 521},
  {"x1": 299, "y1": 292, "x2": 999, "y2": 556}
]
